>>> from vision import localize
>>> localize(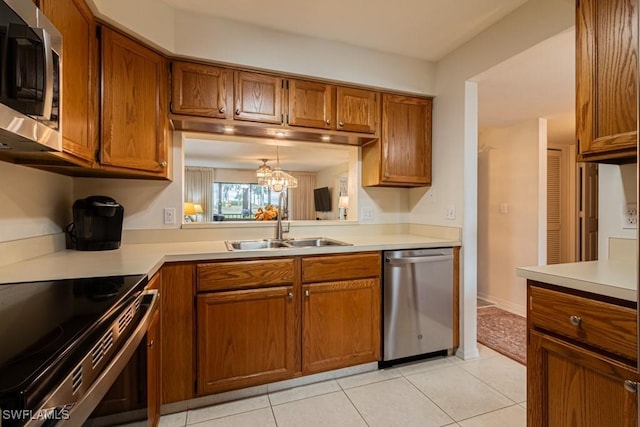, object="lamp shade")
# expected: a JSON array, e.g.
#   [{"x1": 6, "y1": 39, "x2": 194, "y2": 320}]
[
  {"x1": 184, "y1": 202, "x2": 196, "y2": 216},
  {"x1": 194, "y1": 204, "x2": 204, "y2": 214},
  {"x1": 338, "y1": 196, "x2": 349, "y2": 209}
]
